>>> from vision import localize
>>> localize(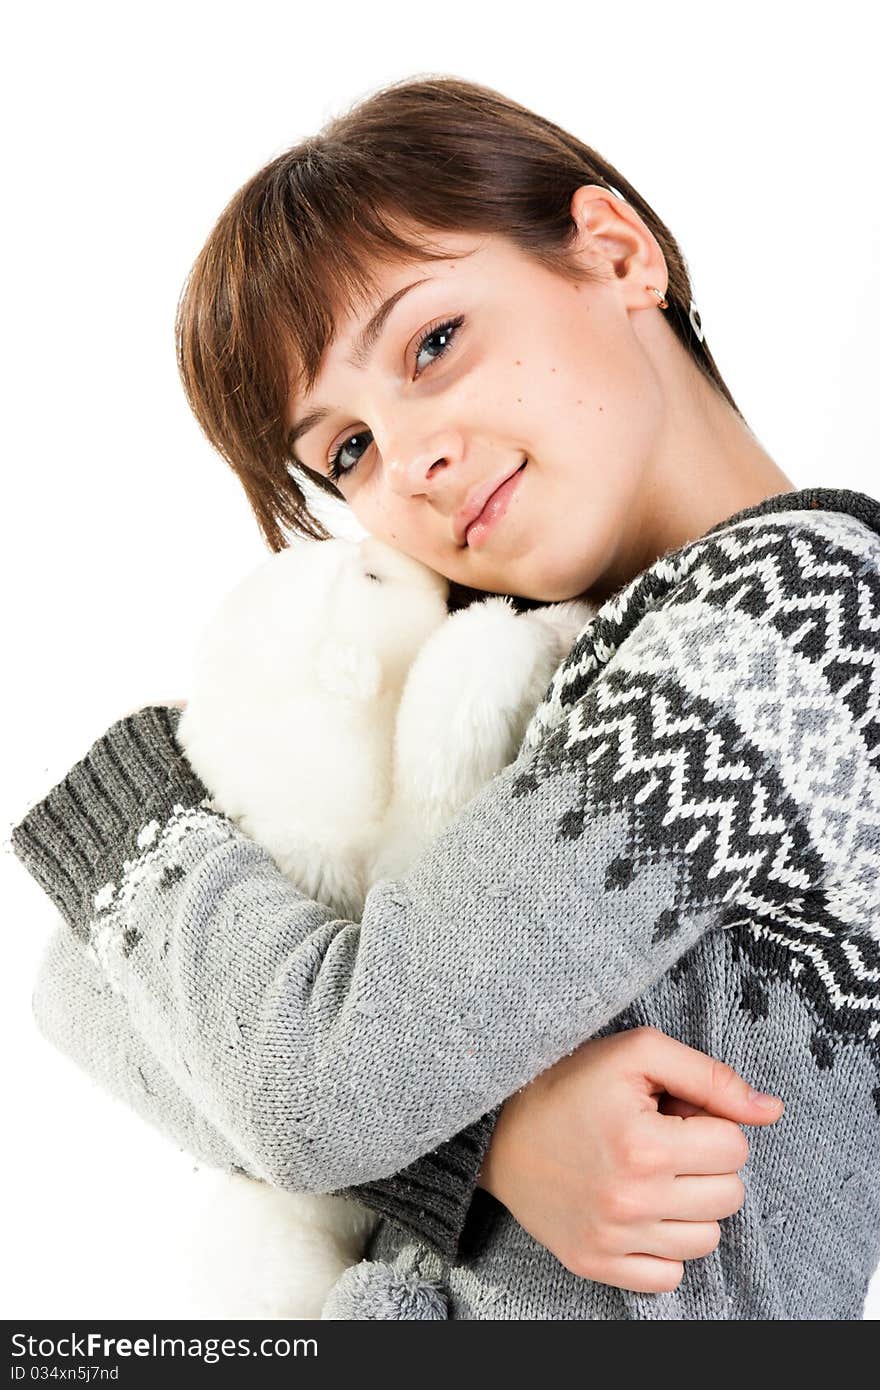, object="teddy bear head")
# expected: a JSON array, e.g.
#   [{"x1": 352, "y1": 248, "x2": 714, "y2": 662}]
[
  {"x1": 309, "y1": 536, "x2": 451, "y2": 702},
  {"x1": 183, "y1": 534, "x2": 451, "y2": 723},
  {"x1": 176, "y1": 536, "x2": 452, "y2": 908}
]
